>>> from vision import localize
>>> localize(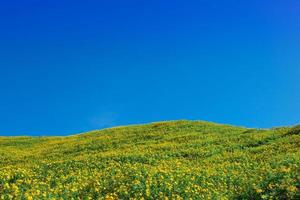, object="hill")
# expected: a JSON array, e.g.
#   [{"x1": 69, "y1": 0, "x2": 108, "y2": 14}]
[{"x1": 0, "y1": 120, "x2": 299, "y2": 199}]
